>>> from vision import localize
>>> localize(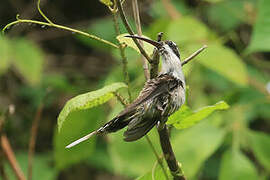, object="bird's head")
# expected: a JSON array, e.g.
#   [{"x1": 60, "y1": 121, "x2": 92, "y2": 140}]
[
  {"x1": 124, "y1": 35, "x2": 181, "y2": 61},
  {"x1": 125, "y1": 35, "x2": 184, "y2": 81}
]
